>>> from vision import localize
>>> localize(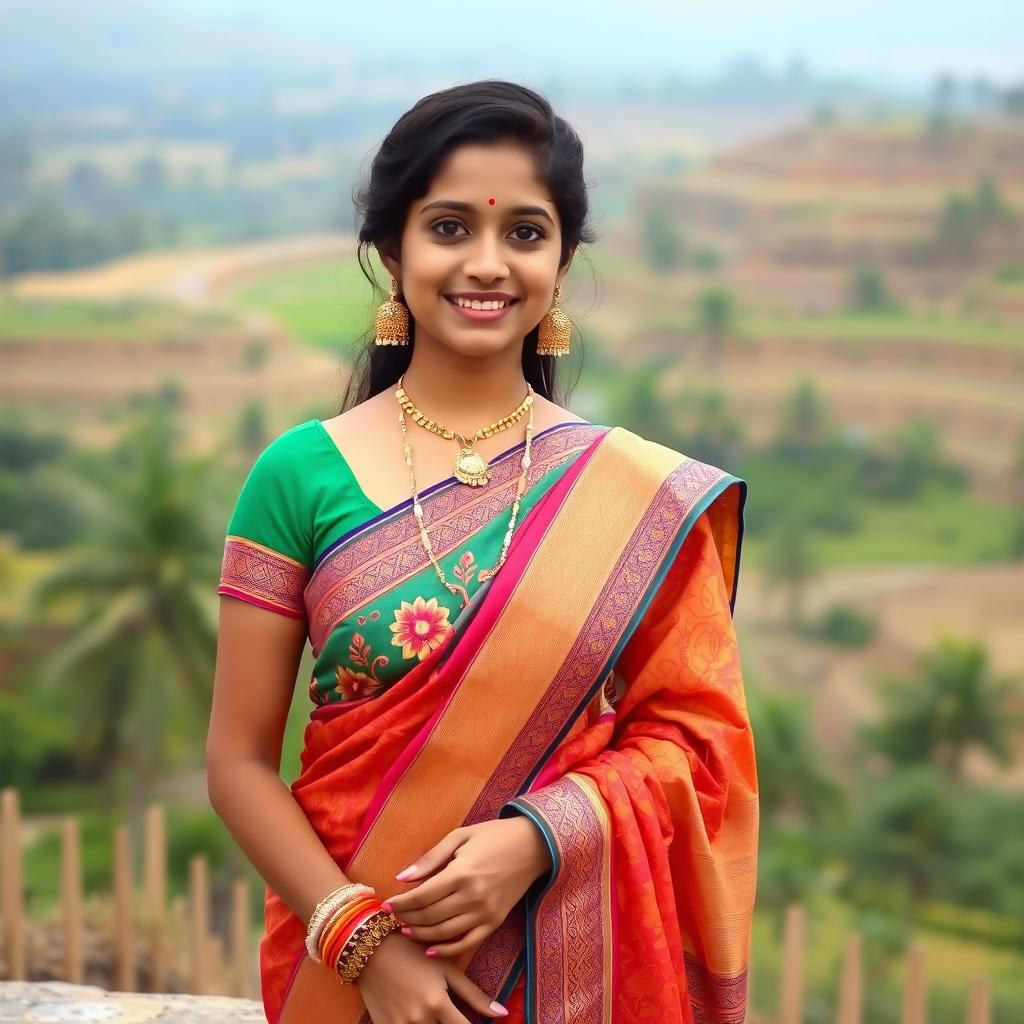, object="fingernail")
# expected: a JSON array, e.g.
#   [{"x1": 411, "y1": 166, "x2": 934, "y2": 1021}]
[
  {"x1": 380, "y1": 901, "x2": 394, "y2": 913},
  {"x1": 490, "y1": 1001, "x2": 509, "y2": 1016},
  {"x1": 424, "y1": 948, "x2": 438, "y2": 957},
  {"x1": 395, "y1": 866, "x2": 417, "y2": 881},
  {"x1": 401, "y1": 926, "x2": 413, "y2": 937}
]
